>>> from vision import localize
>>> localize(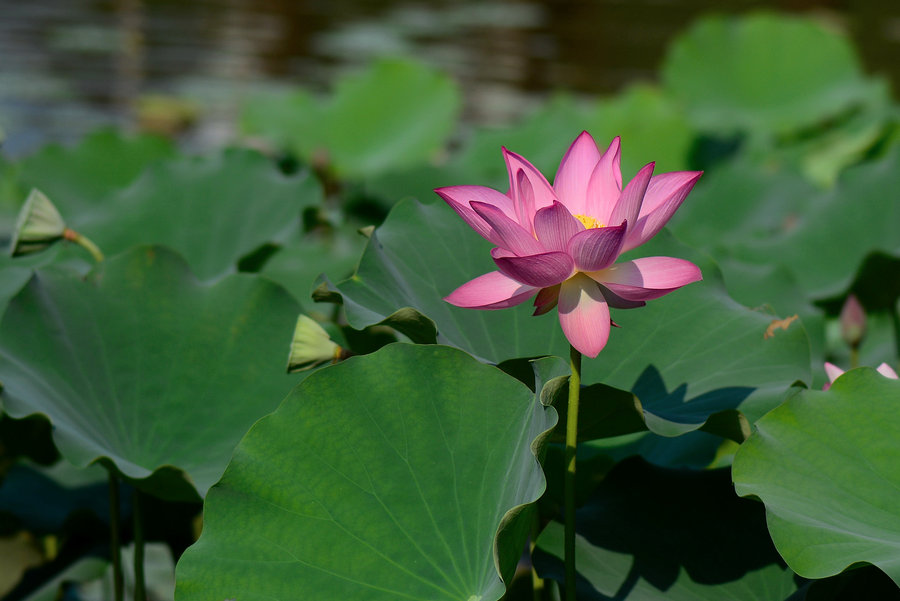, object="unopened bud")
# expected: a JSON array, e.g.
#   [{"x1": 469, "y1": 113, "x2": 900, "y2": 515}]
[
  {"x1": 9, "y1": 189, "x2": 66, "y2": 257},
  {"x1": 286, "y1": 314, "x2": 345, "y2": 373},
  {"x1": 839, "y1": 294, "x2": 866, "y2": 349}
]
